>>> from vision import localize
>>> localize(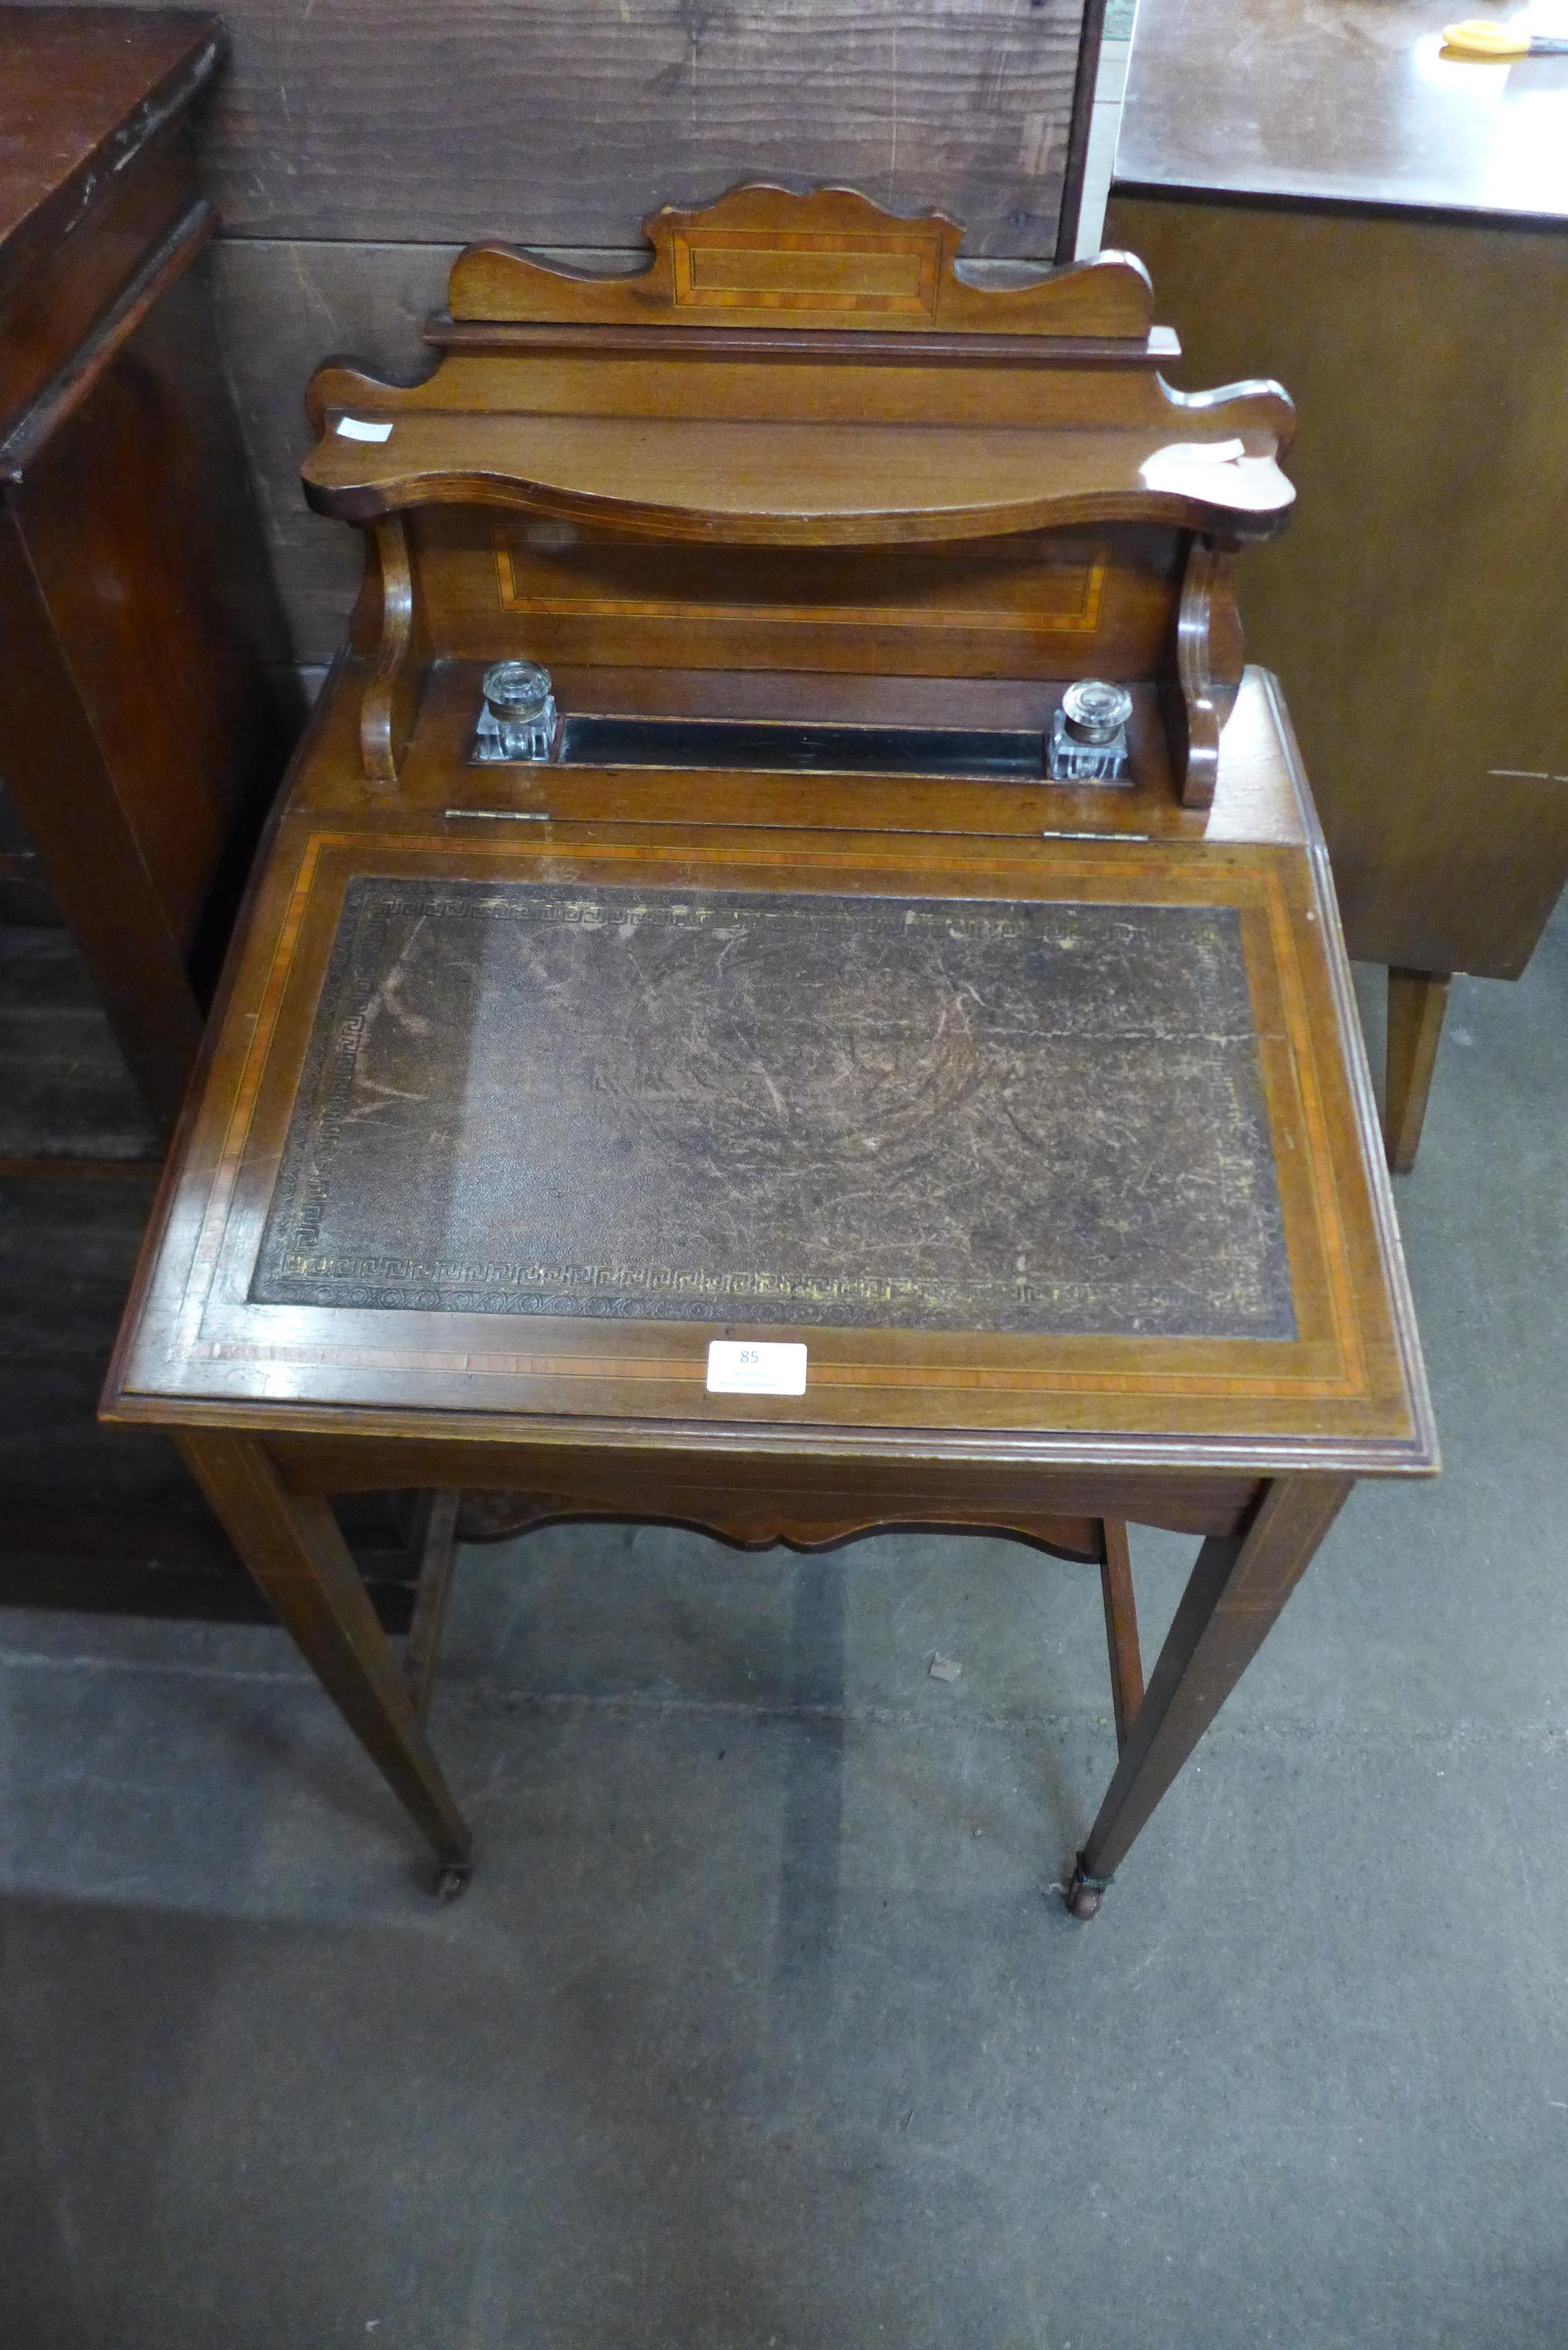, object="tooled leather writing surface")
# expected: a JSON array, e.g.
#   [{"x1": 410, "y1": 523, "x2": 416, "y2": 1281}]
[{"x1": 253, "y1": 879, "x2": 1293, "y2": 1341}]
